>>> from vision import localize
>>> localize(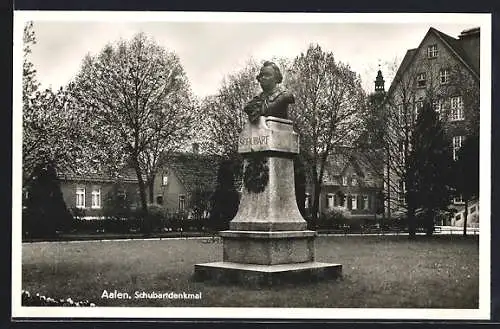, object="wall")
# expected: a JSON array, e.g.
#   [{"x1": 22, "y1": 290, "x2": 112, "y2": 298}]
[
  {"x1": 451, "y1": 200, "x2": 479, "y2": 227},
  {"x1": 306, "y1": 162, "x2": 383, "y2": 220},
  {"x1": 384, "y1": 29, "x2": 479, "y2": 218},
  {"x1": 149, "y1": 168, "x2": 187, "y2": 213},
  {"x1": 60, "y1": 179, "x2": 138, "y2": 218}
]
